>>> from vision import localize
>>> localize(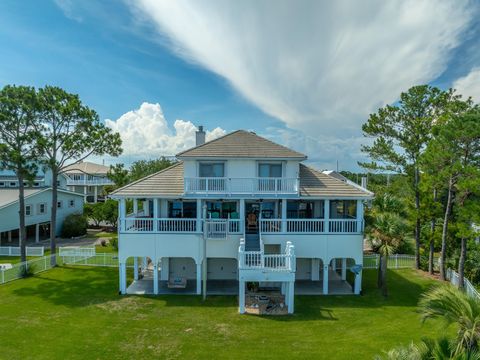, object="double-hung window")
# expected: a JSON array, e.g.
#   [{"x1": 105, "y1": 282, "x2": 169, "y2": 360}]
[
  {"x1": 38, "y1": 203, "x2": 47, "y2": 215},
  {"x1": 25, "y1": 205, "x2": 32, "y2": 216}
]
